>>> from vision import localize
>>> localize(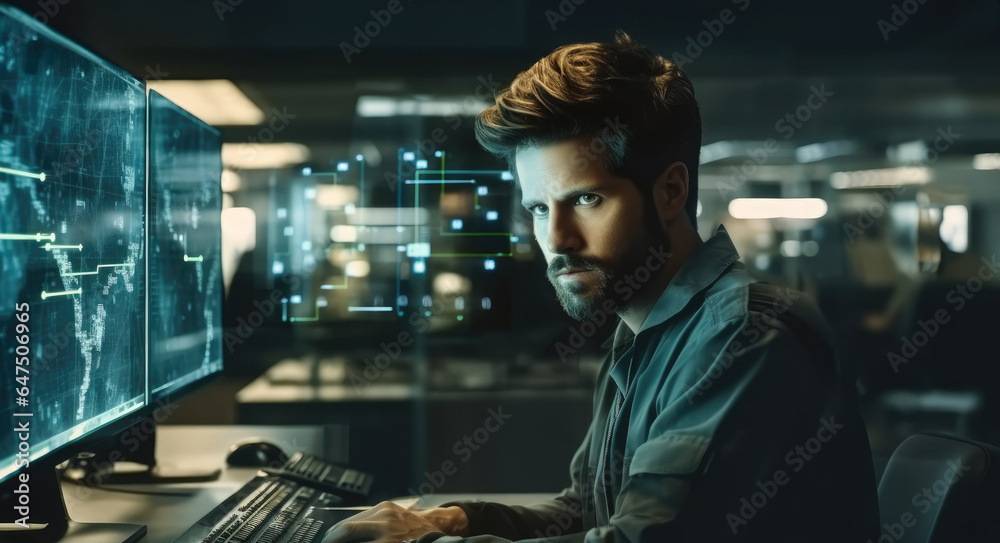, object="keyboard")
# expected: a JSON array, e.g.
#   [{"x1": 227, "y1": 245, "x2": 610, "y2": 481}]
[
  {"x1": 264, "y1": 452, "x2": 374, "y2": 504},
  {"x1": 172, "y1": 475, "x2": 361, "y2": 543}
]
